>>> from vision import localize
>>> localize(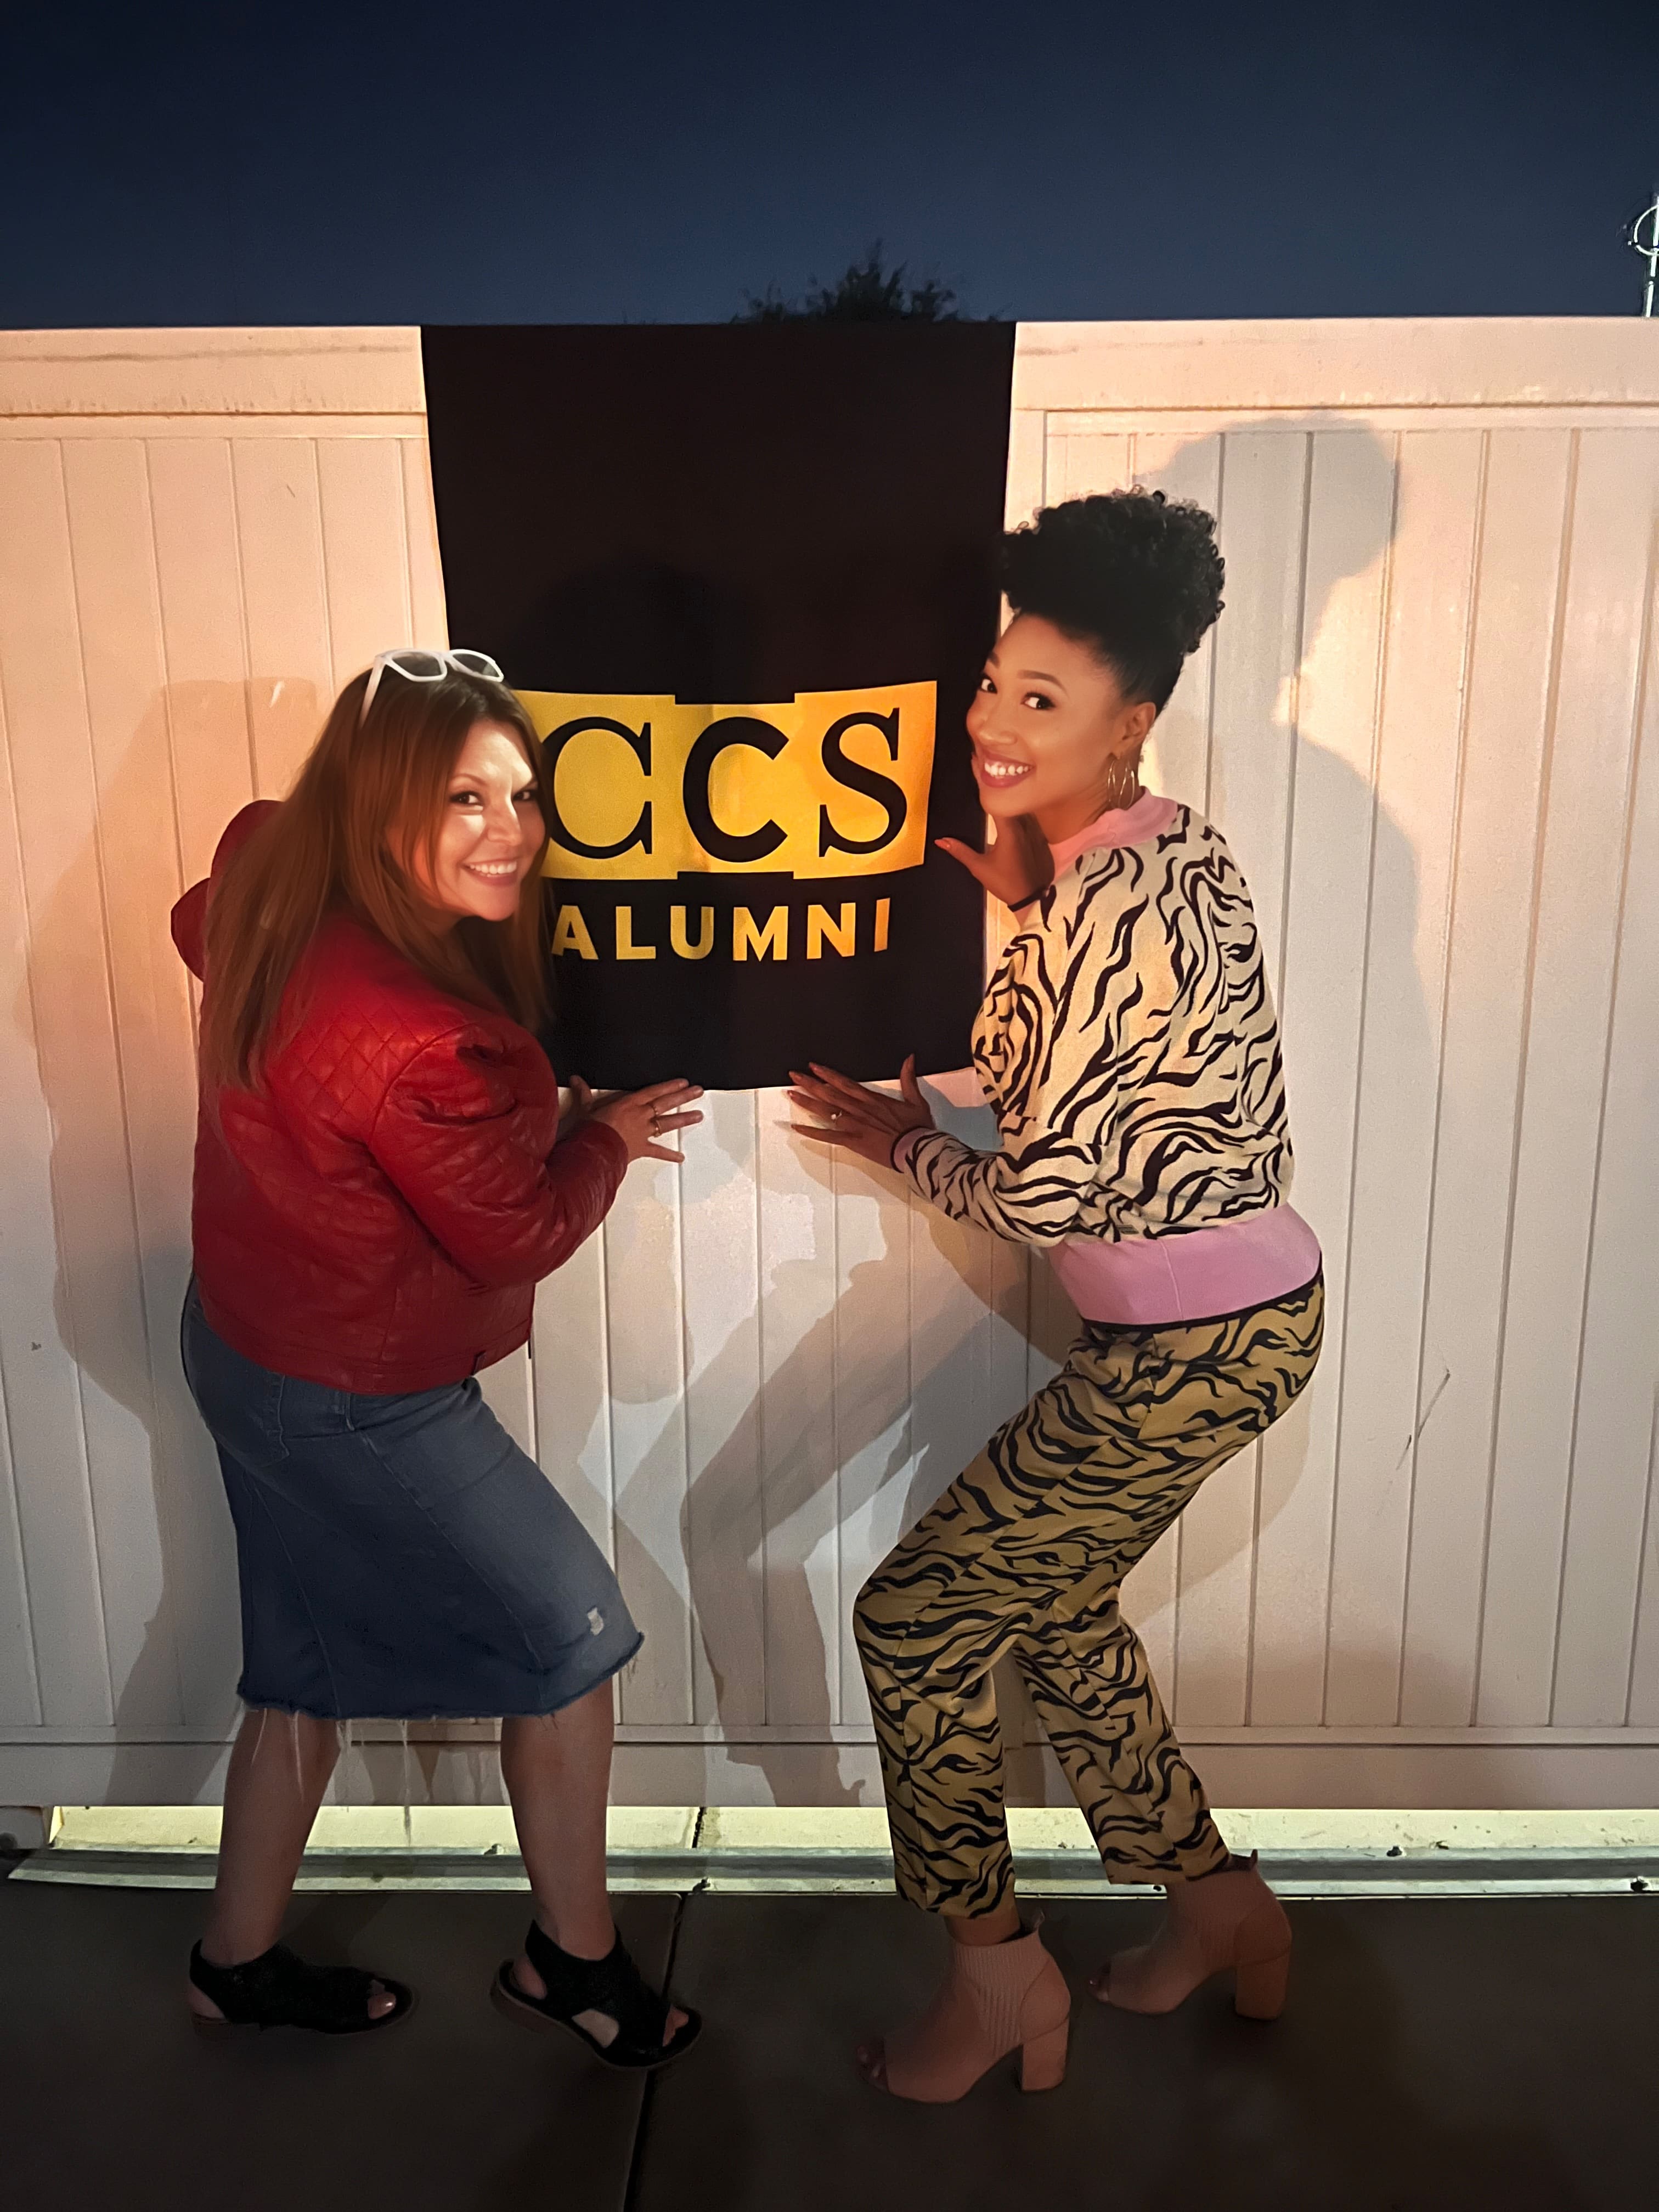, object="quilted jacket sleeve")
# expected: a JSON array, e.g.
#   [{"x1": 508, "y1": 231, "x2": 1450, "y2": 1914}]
[
  {"x1": 170, "y1": 800, "x2": 282, "y2": 979},
  {"x1": 366, "y1": 1026, "x2": 629, "y2": 1288}
]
